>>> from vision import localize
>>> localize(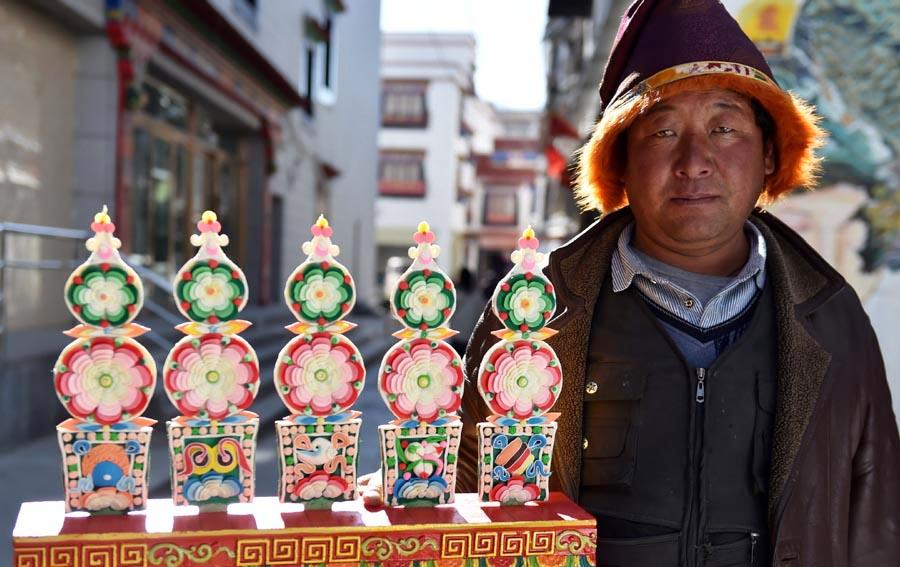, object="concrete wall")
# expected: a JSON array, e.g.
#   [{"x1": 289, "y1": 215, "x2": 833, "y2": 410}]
[
  {"x1": 311, "y1": 0, "x2": 381, "y2": 307},
  {"x1": 0, "y1": 0, "x2": 79, "y2": 330},
  {"x1": 71, "y1": 36, "x2": 117, "y2": 231}
]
